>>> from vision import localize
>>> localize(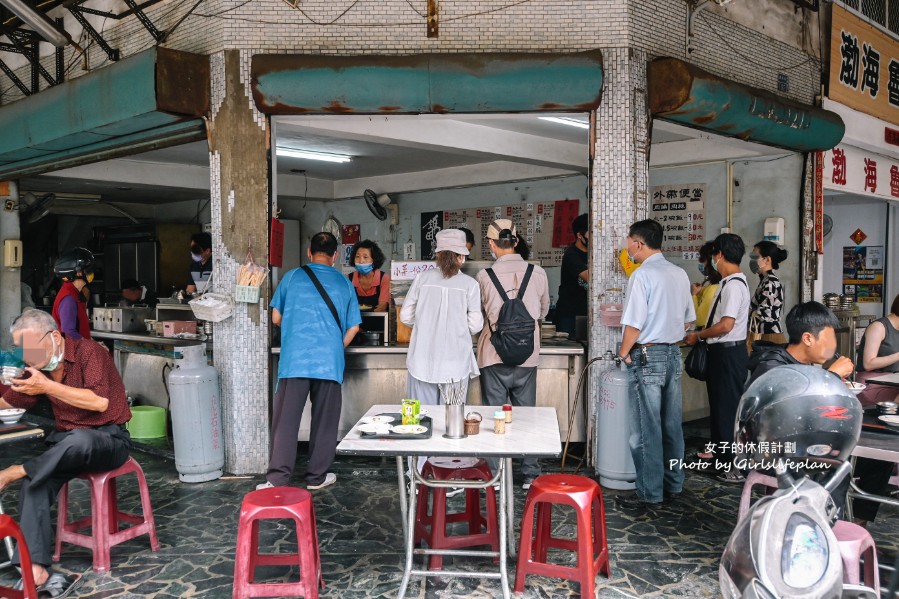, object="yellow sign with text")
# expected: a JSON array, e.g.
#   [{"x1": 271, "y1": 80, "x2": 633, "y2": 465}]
[{"x1": 829, "y1": 5, "x2": 899, "y2": 126}]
